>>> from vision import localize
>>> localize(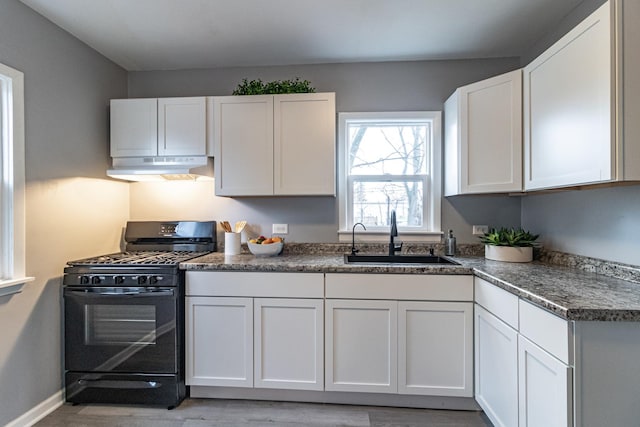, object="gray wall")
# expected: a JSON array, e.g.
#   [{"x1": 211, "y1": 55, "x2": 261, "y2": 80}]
[
  {"x1": 521, "y1": 0, "x2": 608, "y2": 65},
  {"x1": 0, "y1": 0, "x2": 129, "y2": 424},
  {"x1": 129, "y1": 58, "x2": 523, "y2": 243},
  {"x1": 522, "y1": 185, "x2": 640, "y2": 266},
  {"x1": 519, "y1": 0, "x2": 640, "y2": 265}
]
